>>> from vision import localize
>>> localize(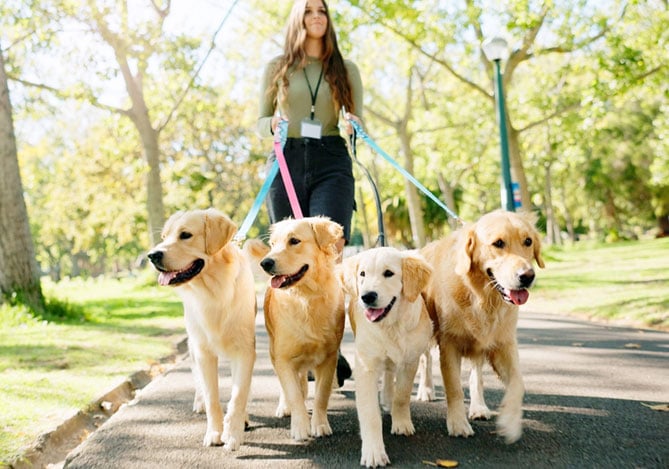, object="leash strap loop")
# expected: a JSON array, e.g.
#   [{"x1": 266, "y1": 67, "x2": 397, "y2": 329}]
[{"x1": 273, "y1": 119, "x2": 303, "y2": 219}]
